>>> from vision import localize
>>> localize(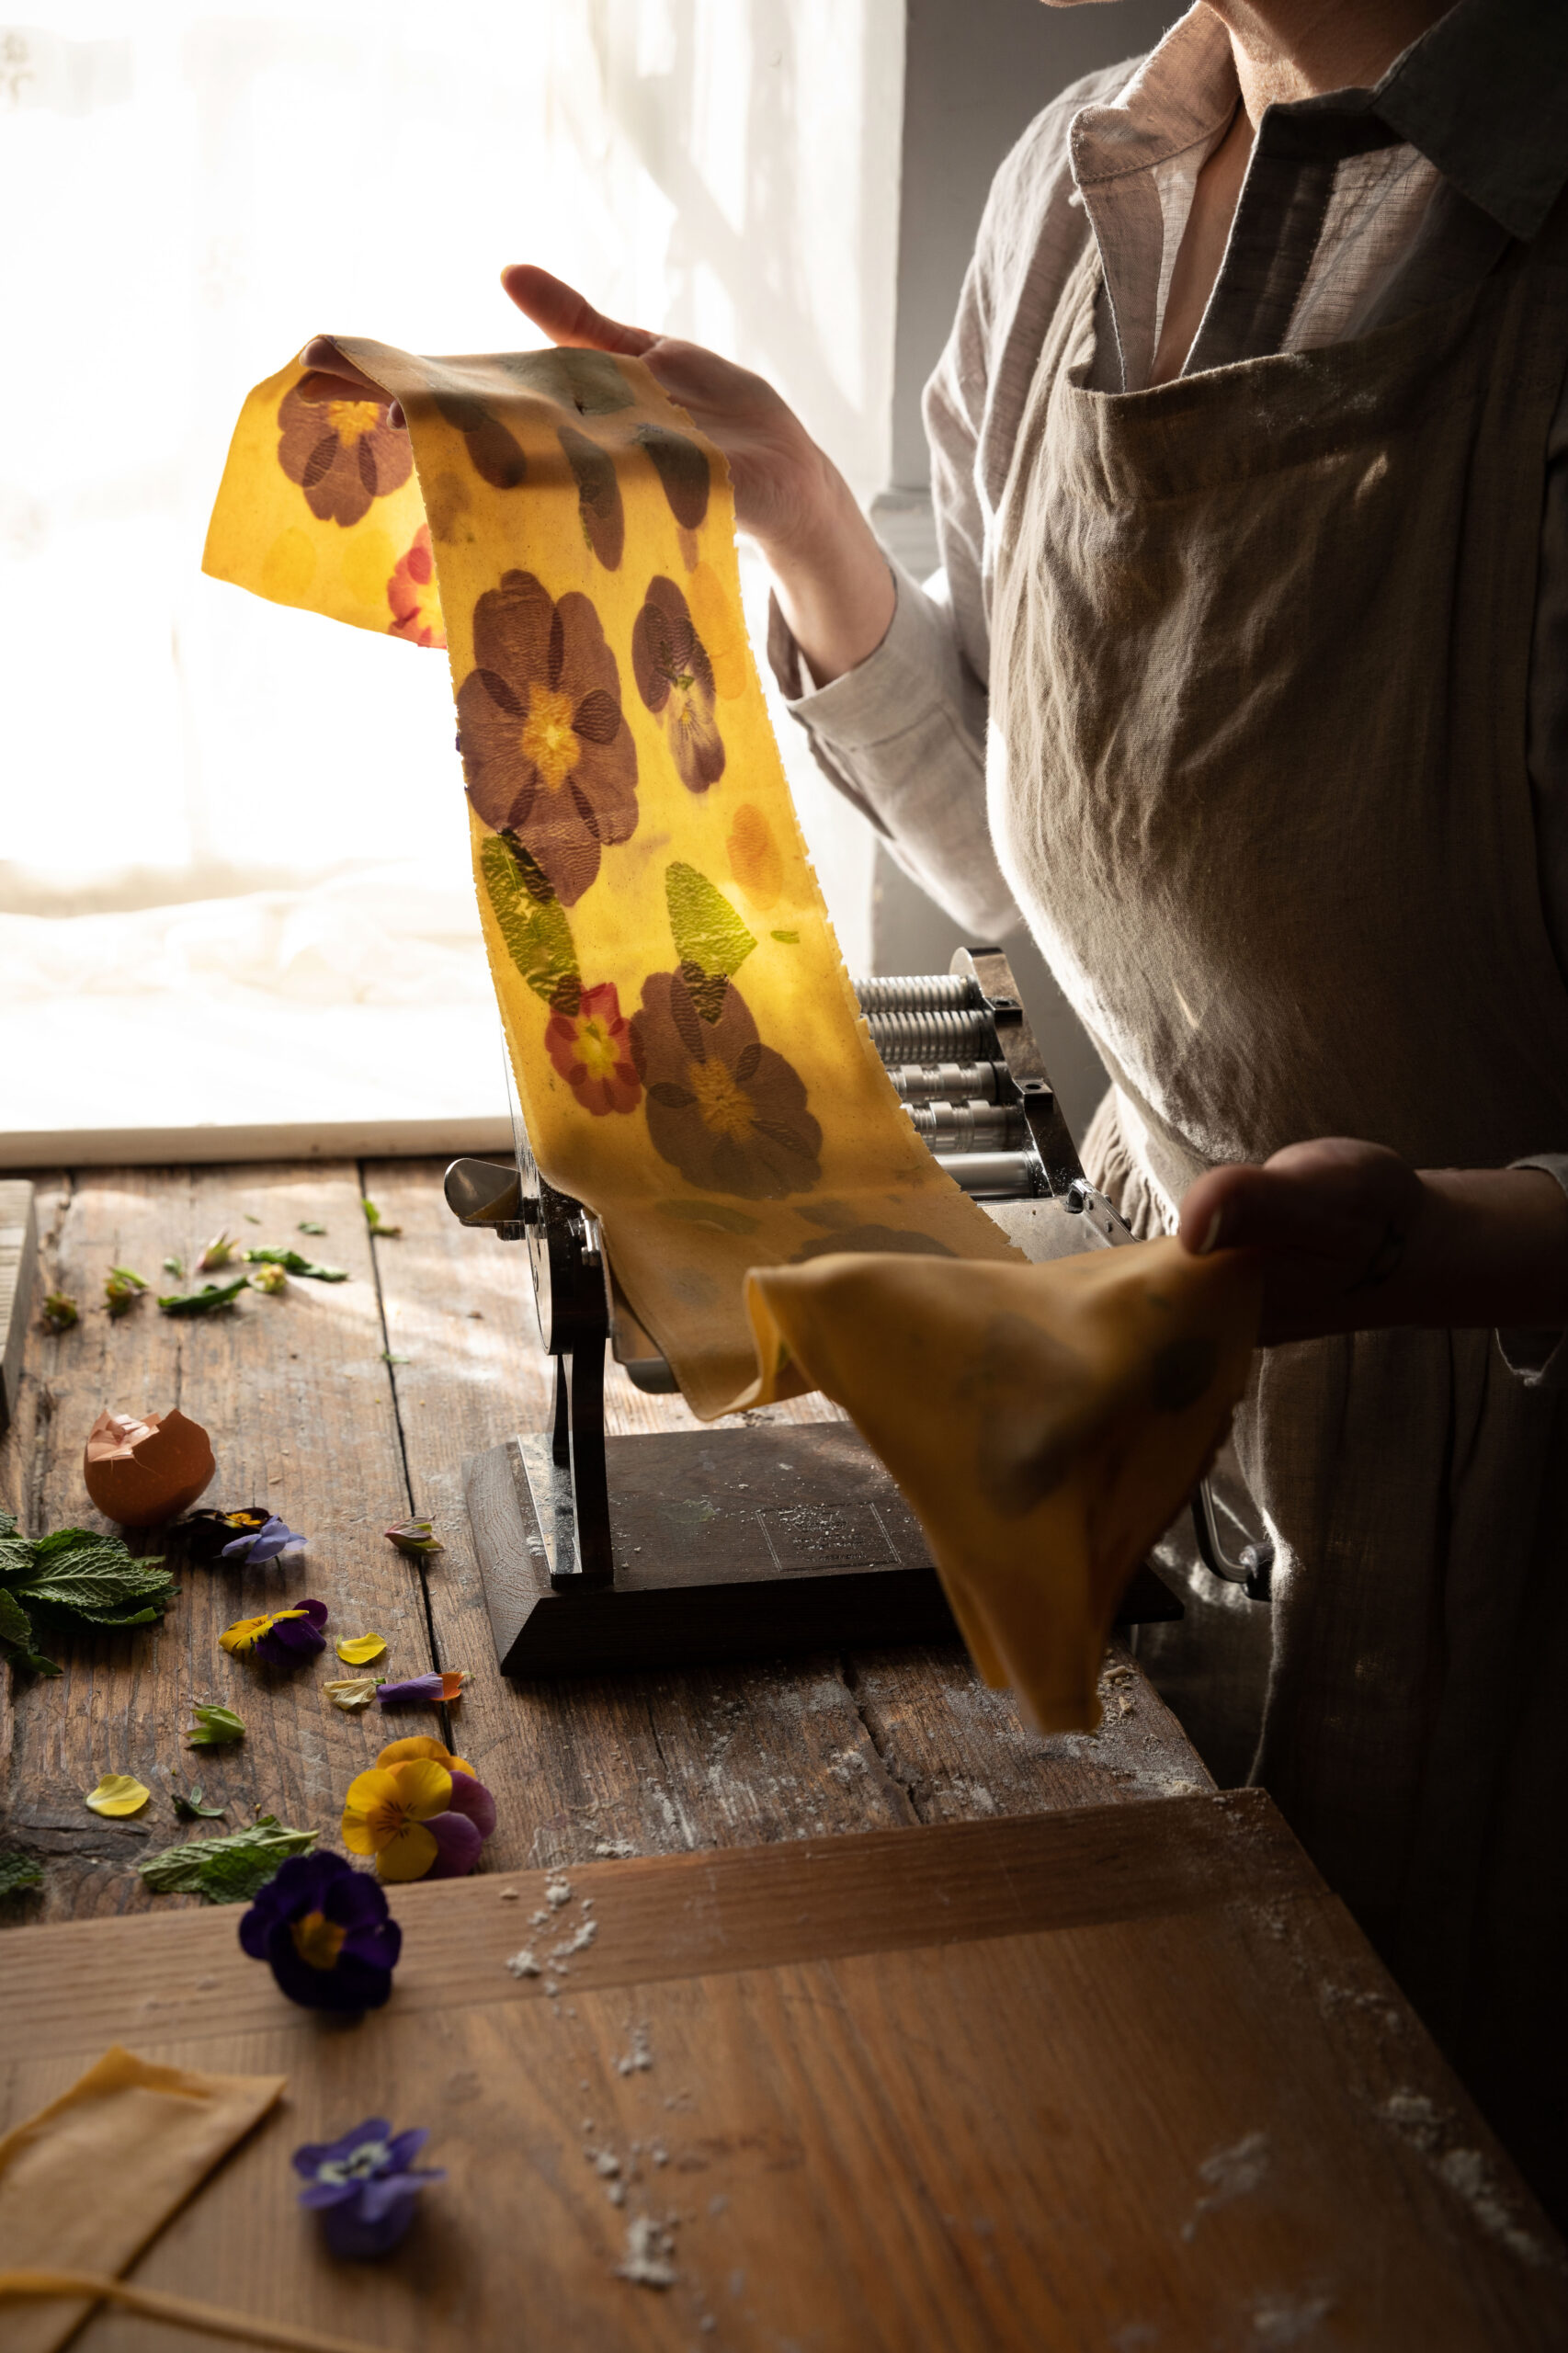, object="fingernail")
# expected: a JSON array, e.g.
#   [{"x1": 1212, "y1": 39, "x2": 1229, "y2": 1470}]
[{"x1": 1197, "y1": 1210, "x2": 1224, "y2": 1256}]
